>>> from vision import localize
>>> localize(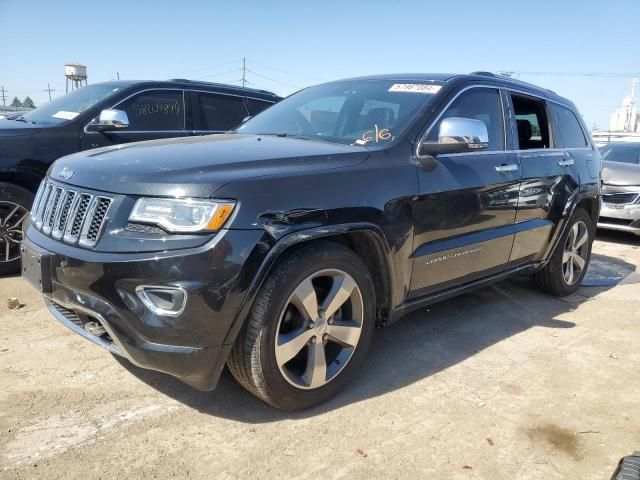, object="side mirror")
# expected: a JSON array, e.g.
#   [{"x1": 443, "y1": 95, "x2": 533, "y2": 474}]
[
  {"x1": 418, "y1": 117, "x2": 489, "y2": 158},
  {"x1": 89, "y1": 109, "x2": 130, "y2": 132}
]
